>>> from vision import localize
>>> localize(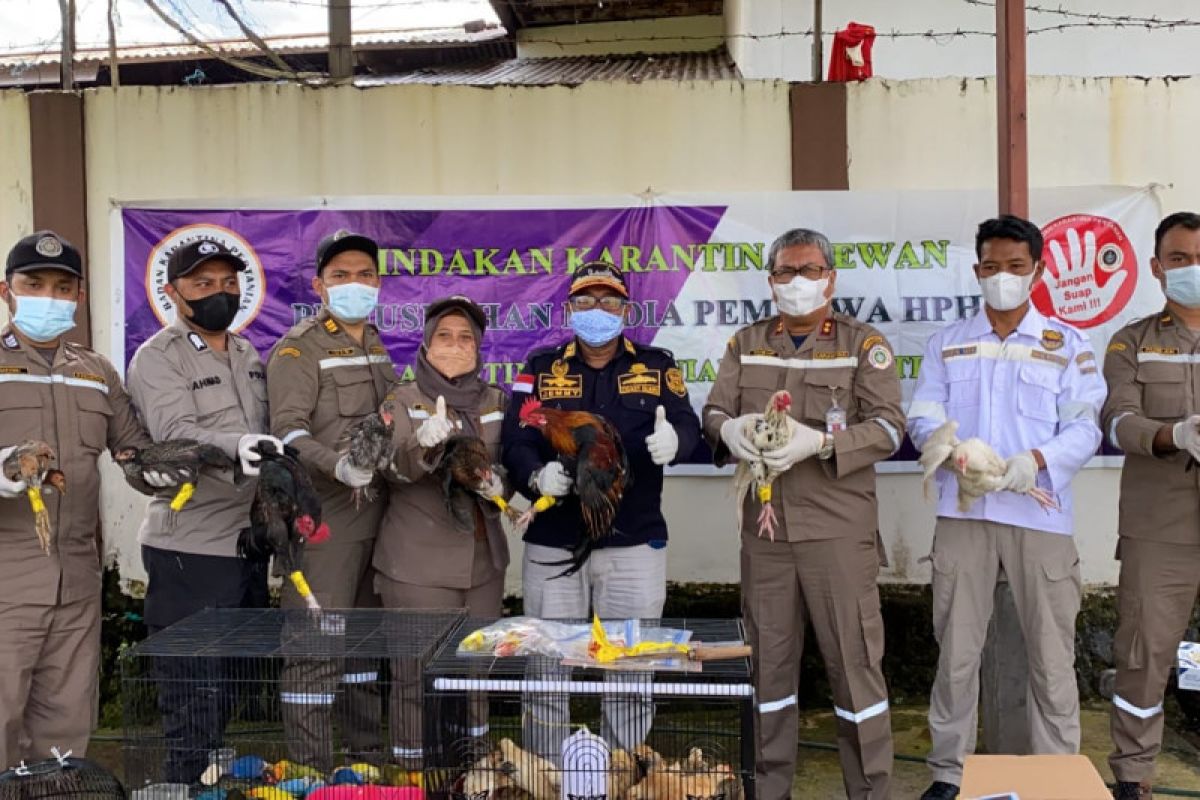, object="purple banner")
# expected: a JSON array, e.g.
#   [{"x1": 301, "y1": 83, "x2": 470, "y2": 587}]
[{"x1": 121, "y1": 205, "x2": 726, "y2": 385}]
